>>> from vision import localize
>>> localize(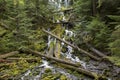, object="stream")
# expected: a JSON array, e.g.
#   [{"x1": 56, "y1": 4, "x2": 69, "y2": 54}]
[{"x1": 18, "y1": 0, "x2": 120, "y2": 80}]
